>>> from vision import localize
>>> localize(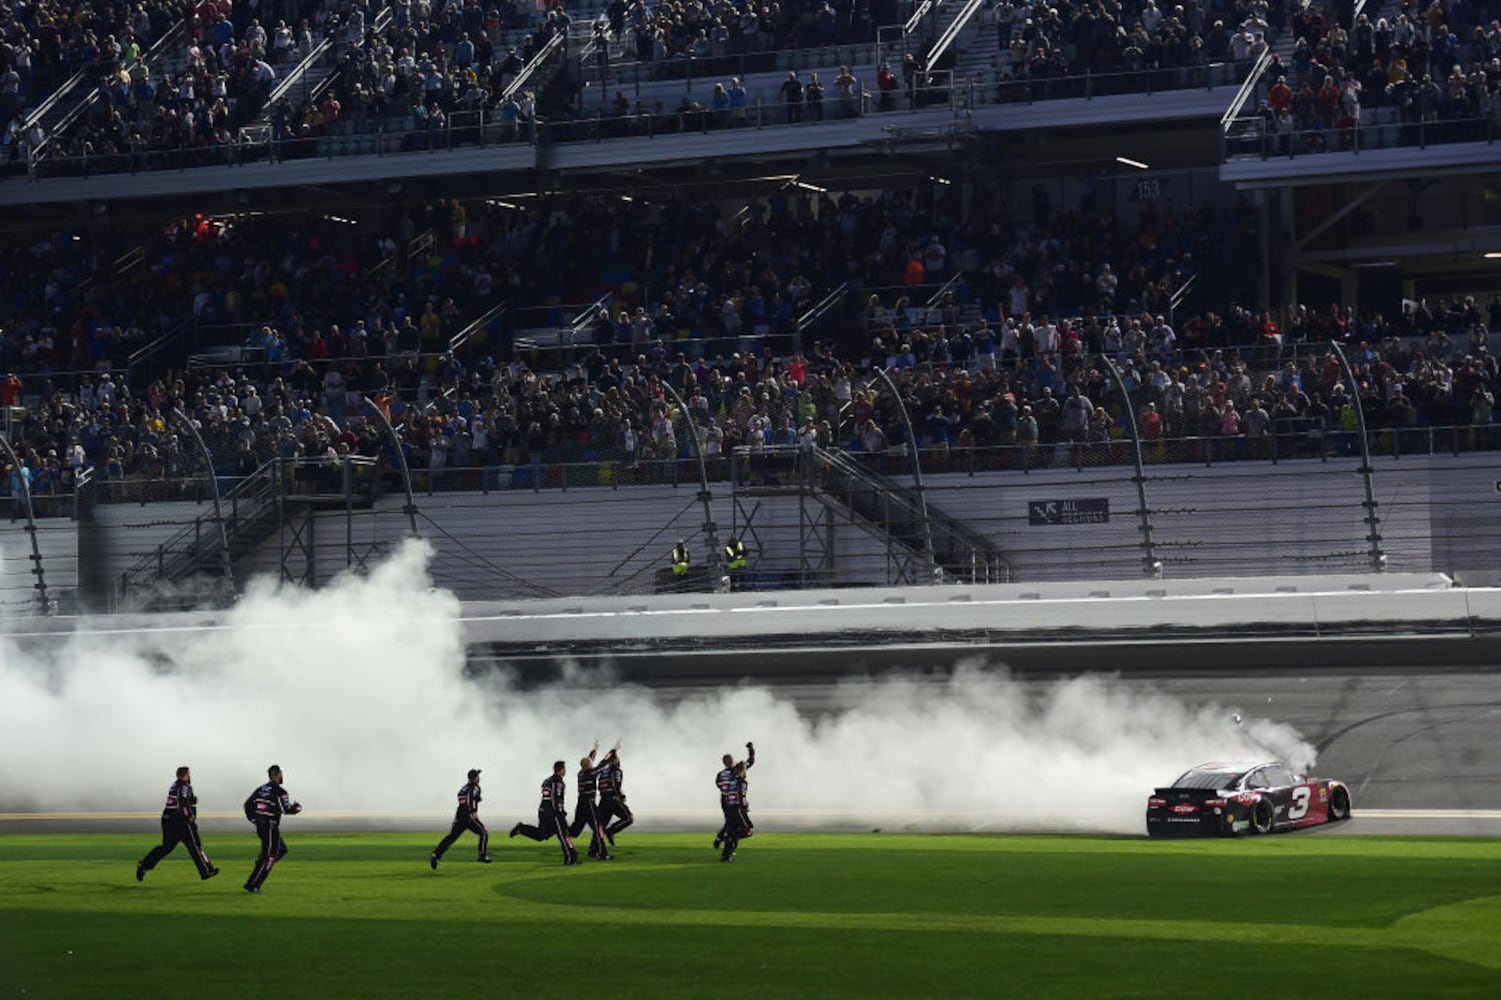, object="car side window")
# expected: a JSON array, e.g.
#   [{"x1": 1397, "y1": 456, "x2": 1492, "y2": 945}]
[
  {"x1": 1245, "y1": 769, "x2": 1269, "y2": 789},
  {"x1": 1266, "y1": 766, "x2": 1296, "y2": 786}
]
